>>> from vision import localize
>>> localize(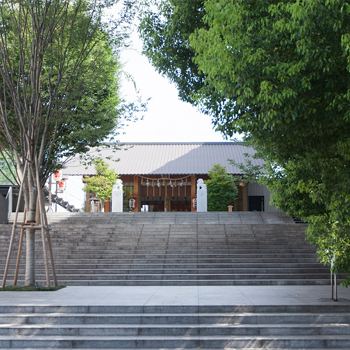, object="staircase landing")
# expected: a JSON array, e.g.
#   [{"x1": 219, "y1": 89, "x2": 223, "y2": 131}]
[{"x1": 1, "y1": 284, "x2": 349, "y2": 307}]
